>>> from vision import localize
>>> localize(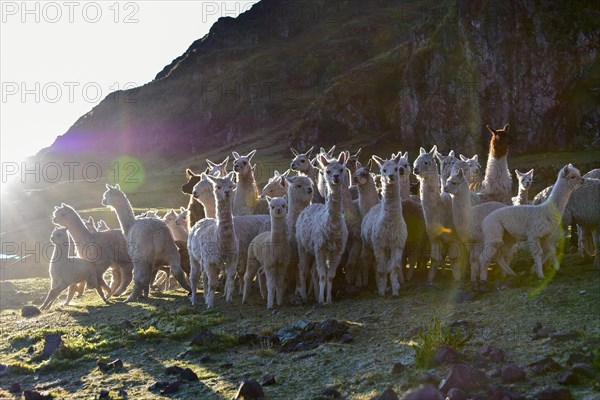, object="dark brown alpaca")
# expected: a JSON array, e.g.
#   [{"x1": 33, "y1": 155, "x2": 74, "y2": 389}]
[{"x1": 181, "y1": 168, "x2": 207, "y2": 230}]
